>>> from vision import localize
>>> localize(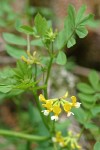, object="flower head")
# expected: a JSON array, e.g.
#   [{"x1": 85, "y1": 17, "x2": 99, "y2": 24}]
[
  {"x1": 52, "y1": 131, "x2": 82, "y2": 149},
  {"x1": 21, "y1": 50, "x2": 42, "y2": 66},
  {"x1": 39, "y1": 91, "x2": 80, "y2": 121}
]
